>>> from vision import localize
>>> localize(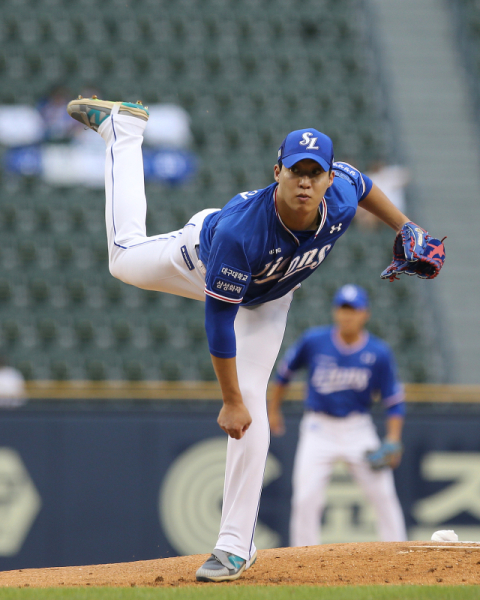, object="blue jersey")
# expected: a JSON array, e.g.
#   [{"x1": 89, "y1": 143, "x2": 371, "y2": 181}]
[
  {"x1": 275, "y1": 326, "x2": 405, "y2": 417},
  {"x1": 199, "y1": 162, "x2": 372, "y2": 307}
]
